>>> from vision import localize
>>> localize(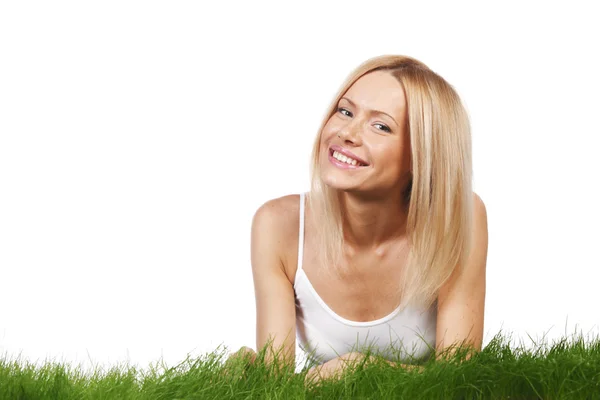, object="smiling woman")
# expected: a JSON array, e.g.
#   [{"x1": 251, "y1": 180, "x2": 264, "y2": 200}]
[{"x1": 238, "y1": 55, "x2": 488, "y2": 380}]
